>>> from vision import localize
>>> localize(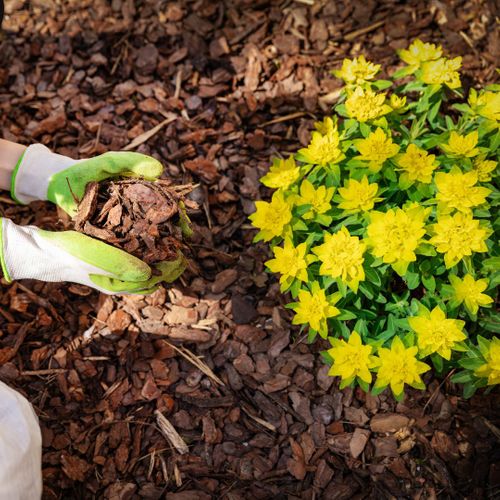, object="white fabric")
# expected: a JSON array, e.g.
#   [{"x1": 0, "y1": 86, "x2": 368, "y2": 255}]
[
  {"x1": 1, "y1": 218, "x2": 115, "y2": 293},
  {"x1": 0, "y1": 381, "x2": 42, "y2": 500},
  {"x1": 13, "y1": 144, "x2": 82, "y2": 204}
]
